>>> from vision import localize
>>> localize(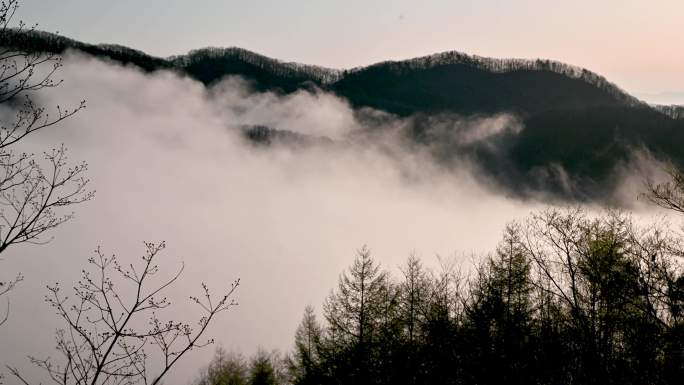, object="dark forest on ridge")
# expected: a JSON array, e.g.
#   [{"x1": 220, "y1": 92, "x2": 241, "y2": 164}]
[{"x1": 3, "y1": 28, "x2": 684, "y2": 202}]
